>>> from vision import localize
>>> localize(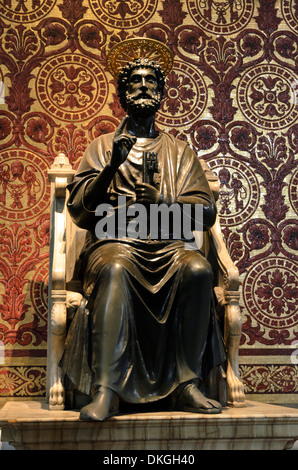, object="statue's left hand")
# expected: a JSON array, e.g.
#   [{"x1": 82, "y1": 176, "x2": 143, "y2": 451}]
[{"x1": 135, "y1": 182, "x2": 160, "y2": 205}]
